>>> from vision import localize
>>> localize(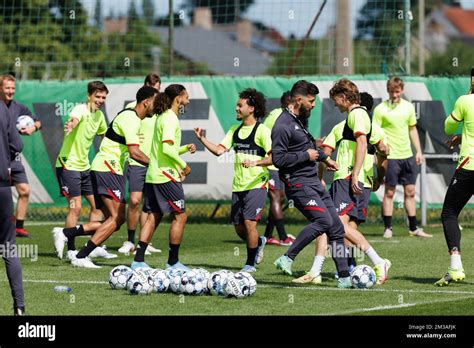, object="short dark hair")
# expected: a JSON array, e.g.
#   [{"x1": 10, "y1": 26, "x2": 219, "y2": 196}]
[
  {"x1": 280, "y1": 91, "x2": 291, "y2": 108},
  {"x1": 87, "y1": 81, "x2": 108, "y2": 95},
  {"x1": 290, "y1": 80, "x2": 319, "y2": 99},
  {"x1": 136, "y1": 86, "x2": 158, "y2": 103},
  {"x1": 144, "y1": 73, "x2": 161, "y2": 87},
  {"x1": 360, "y1": 92, "x2": 374, "y2": 112},
  {"x1": 154, "y1": 84, "x2": 187, "y2": 114},
  {"x1": 239, "y1": 88, "x2": 266, "y2": 120}
]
